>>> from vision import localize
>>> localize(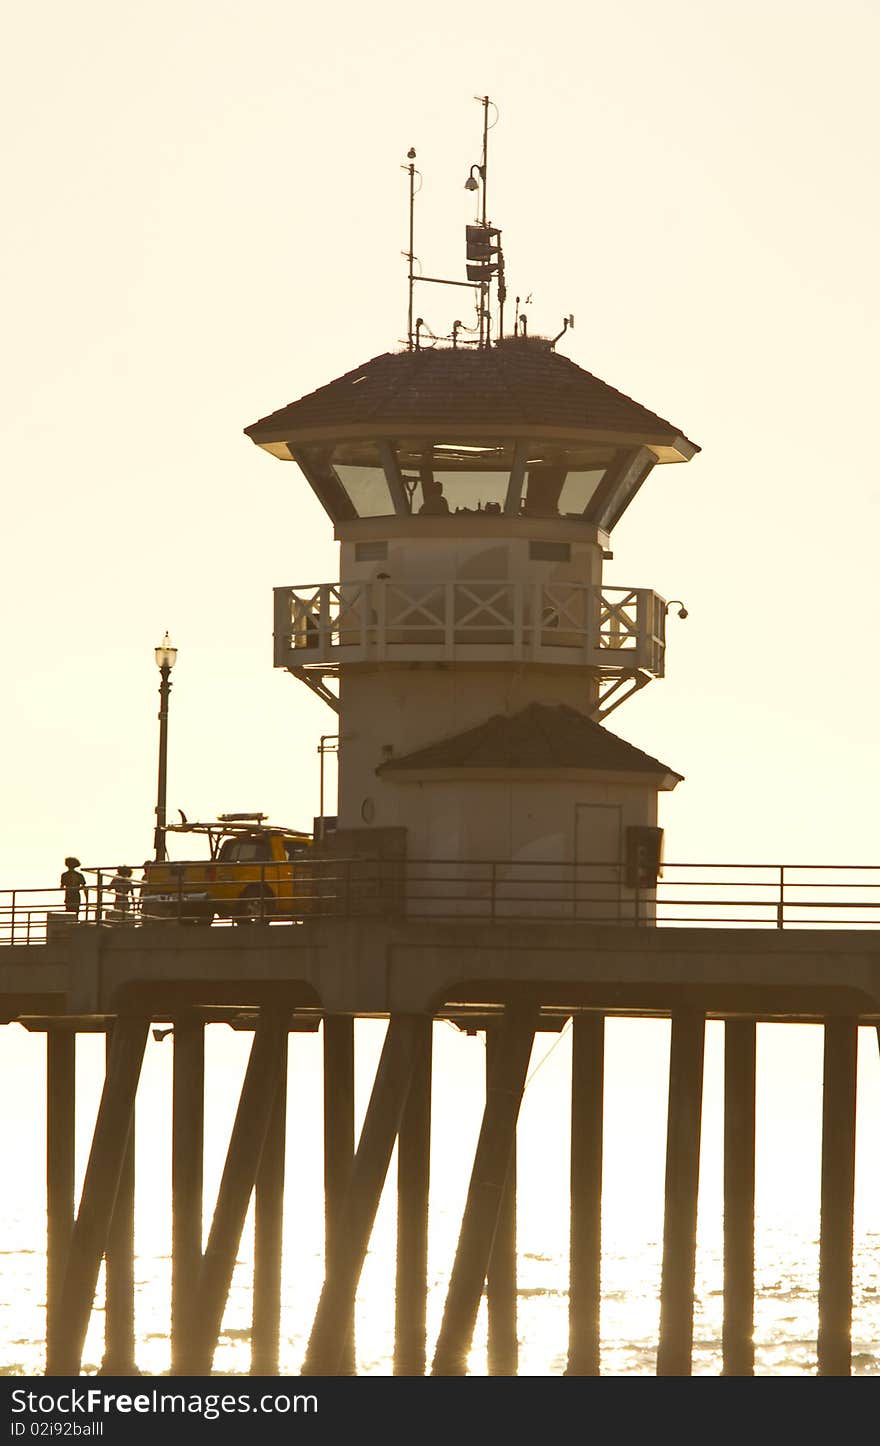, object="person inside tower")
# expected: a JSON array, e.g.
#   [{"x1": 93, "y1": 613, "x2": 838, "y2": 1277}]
[
  {"x1": 418, "y1": 472, "x2": 450, "y2": 514},
  {"x1": 522, "y1": 464, "x2": 566, "y2": 516}
]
